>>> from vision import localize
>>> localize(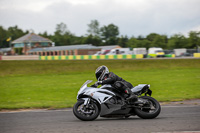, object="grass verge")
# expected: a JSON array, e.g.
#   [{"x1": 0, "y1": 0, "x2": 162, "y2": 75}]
[{"x1": 0, "y1": 59, "x2": 200, "y2": 110}]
